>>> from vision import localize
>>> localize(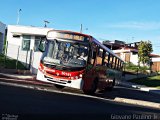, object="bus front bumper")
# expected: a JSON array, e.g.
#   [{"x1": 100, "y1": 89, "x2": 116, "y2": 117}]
[{"x1": 36, "y1": 70, "x2": 84, "y2": 90}]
